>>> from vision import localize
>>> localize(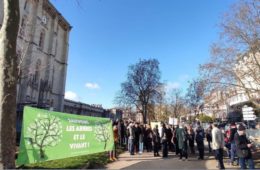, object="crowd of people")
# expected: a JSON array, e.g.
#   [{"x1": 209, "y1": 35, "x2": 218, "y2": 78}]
[{"x1": 109, "y1": 119, "x2": 256, "y2": 169}]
